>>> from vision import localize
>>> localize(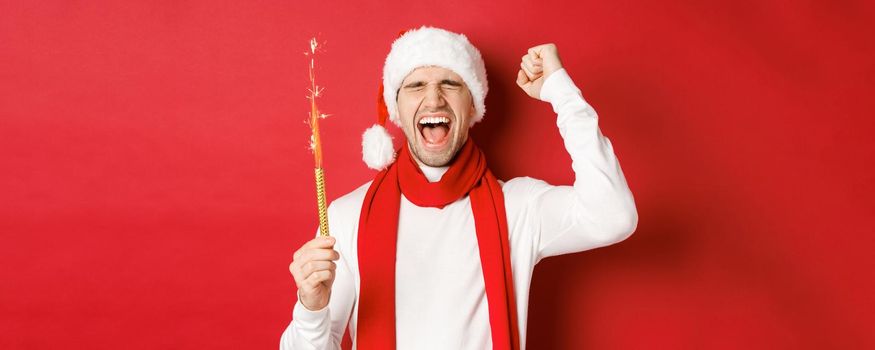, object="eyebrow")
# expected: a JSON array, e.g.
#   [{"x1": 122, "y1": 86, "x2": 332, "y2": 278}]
[{"x1": 402, "y1": 79, "x2": 464, "y2": 88}]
